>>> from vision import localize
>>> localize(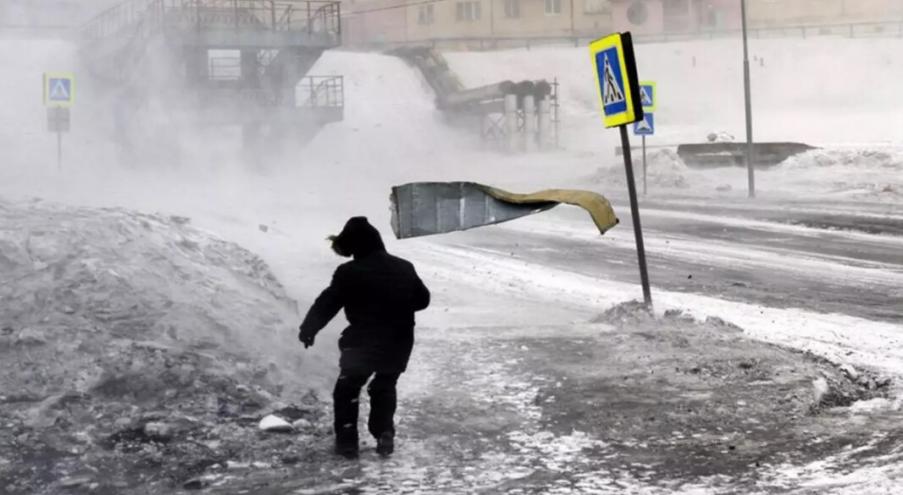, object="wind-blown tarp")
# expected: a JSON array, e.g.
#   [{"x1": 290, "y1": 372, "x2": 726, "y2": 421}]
[{"x1": 390, "y1": 182, "x2": 619, "y2": 239}]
